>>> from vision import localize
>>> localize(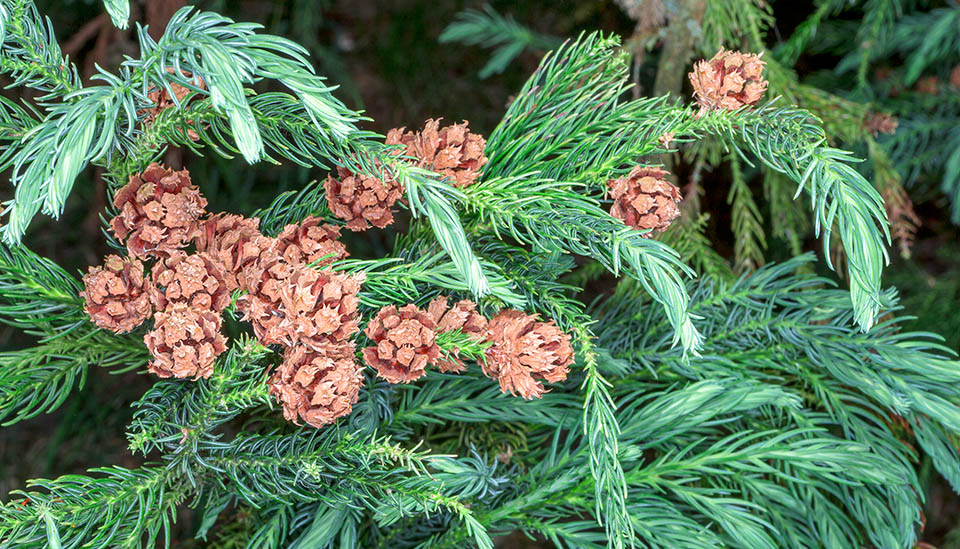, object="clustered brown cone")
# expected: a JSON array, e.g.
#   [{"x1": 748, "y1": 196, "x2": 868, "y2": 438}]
[
  {"x1": 274, "y1": 216, "x2": 349, "y2": 268},
  {"x1": 268, "y1": 345, "x2": 364, "y2": 428},
  {"x1": 111, "y1": 163, "x2": 207, "y2": 258},
  {"x1": 194, "y1": 213, "x2": 270, "y2": 291},
  {"x1": 915, "y1": 76, "x2": 939, "y2": 95},
  {"x1": 481, "y1": 309, "x2": 573, "y2": 400},
  {"x1": 142, "y1": 69, "x2": 207, "y2": 140},
  {"x1": 325, "y1": 167, "x2": 405, "y2": 231},
  {"x1": 866, "y1": 112, "x2": 899, "y2": 136},
  {"x1": 607, "y1": 166, "x2": 682, "y2": 234},
  {"x1": 689, "y1": 49, "x2": 768, "y2": 113},
  {"x1": 362, "y1": 304, "x2": 440, "y2": 384},
  {"x1": 144, "y1": 304, "x2": 227, "y2": 379},
  {"x1": 81, "y1": 255, "x2": 153, "y2": 334},
  {"x1": 386, "y1": 118, "x2": 488, "y2": 188},
  {"x1": 278, "y1": 267, "x2": 364, "y2": 350},
  {"x1": 426, "y1": 296, "x2": 487, "y2": 373},
  {"x1": 150, "y1": 252, "x2": 232, "y2": 312}
]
